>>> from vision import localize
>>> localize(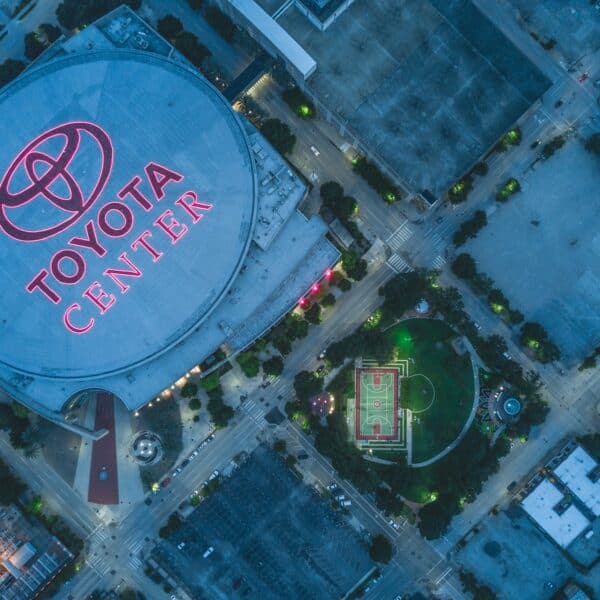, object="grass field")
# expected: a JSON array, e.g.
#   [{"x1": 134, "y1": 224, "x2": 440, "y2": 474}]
[{"x1": 392, "y1": 319, "x2": 474, "y2": 464}]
